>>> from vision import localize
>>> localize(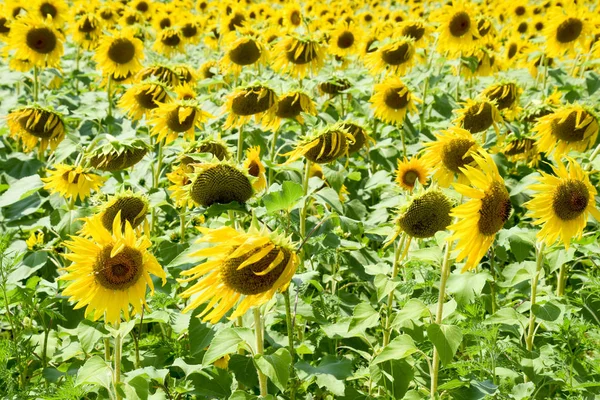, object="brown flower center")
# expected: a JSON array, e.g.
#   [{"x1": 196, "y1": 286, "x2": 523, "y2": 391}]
[
  {"x1": 402, "y1": 23, "x2": 425, "y2": 41},
  {"x1": 337, "y1": 31, "x2": 355, "y2": 49},
  {"x1": 26, "y1": 27, "x2": 57, "y2": 54},
  {"x1": 462, "y1": 102, "x2": 494, "y2": 133},
  {"x1": 552, "y1": 179, "x2": 589, "y2": 221},
  {"x1": 101, "y1": 197, "x2": 147, "y2": 231},
  {"x1": 229, "y1": 40, "x2": 261, "y2": 66},
  {"x1": 161, "y1": 32, "x2": 181, "y2": 47},
  {"x1": 381, "y1": 42, "x2": 412, "y2": 65},
  {"x1": 181, "y1": 23, "x2": 197, "y2": 38},
  {"x1": 449, "y1": 11, "x2": 471, "y2": 37},
  {"x1": 551, "y1": 110, "x2": 594, "y2": 142},
  {"x1": 39, "y1": 2, "x2": 57, "y2": 18},
  {"x1": 440, "y1": 138, "x2": 475, "y2": 173},
  {"x1": 285, "y1": 40, "x2": 318, "y2": 65},
  {"x1": 383, "y1": 87, "x2": 409, "y2": 109},
  {"x1": 231, "y1": 88, "x2": 276, "y2": 116},
  {"x1": 399, "y1": 190, "x2": 452, "y2": 238},
  {"x1": 190, "y1": 164, "x2": 253, "y2": 207},
  {"x1": 94, "y1": 245, "x2": 143, "y2": 291},
  {"x1": 556, "y1": 18, "x2": 583, "y2": 44},
  {"x1": 107, "y1": 38, "x2": 135, "y2": 64},
  {"x1": 166, "y1": 107, "x2": 196, "y2": 132},
  {"x1": 477, "y1": 181, "x2": 511, "y2": 236}
]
